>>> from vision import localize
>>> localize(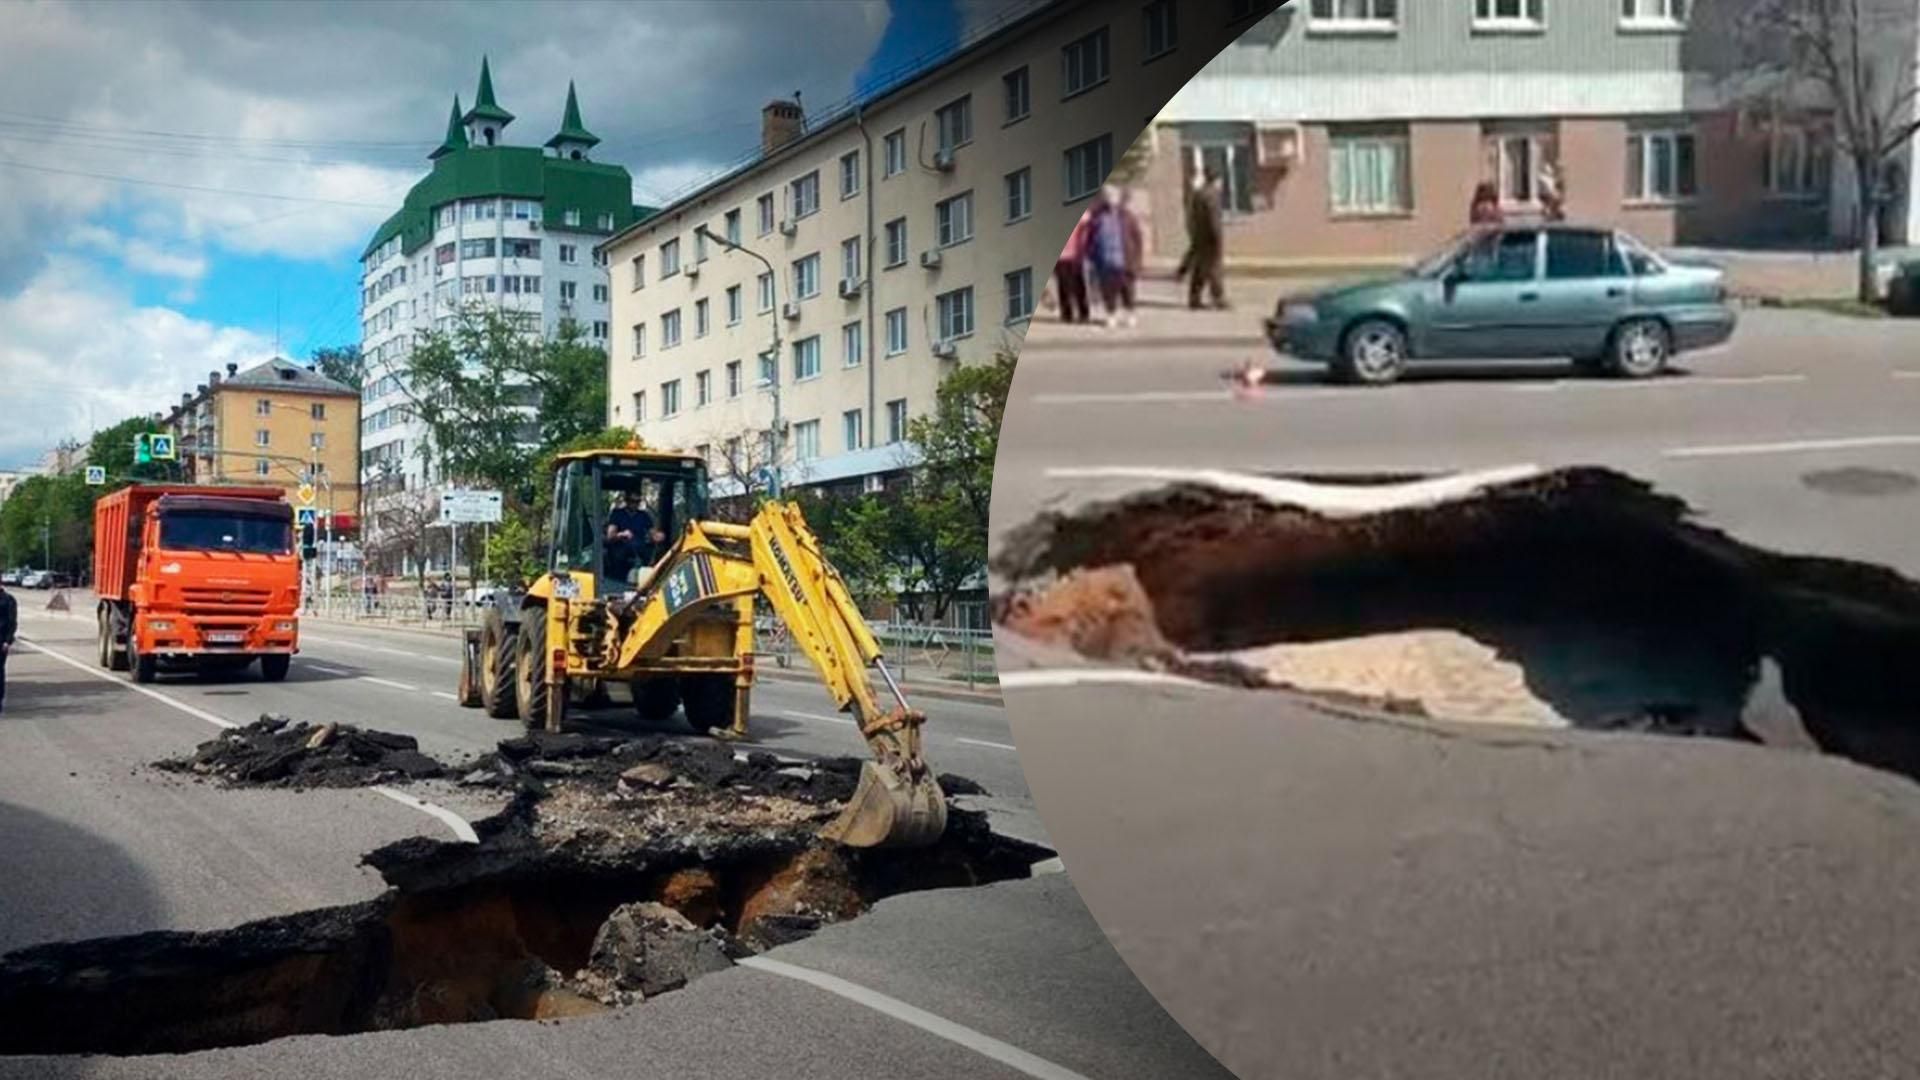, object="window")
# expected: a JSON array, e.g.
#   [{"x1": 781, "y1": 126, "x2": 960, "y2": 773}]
[
  {"x1": 661, "y1": 379, "x2": 681, "y2": 418},
  {"x1": 1064, "y1": 134, "x2": 1114, "y2": 202},
  {"x1": 256, "y1": 458, "x2": 272, "y2": 477},
  {"x1": 560, "y1": 280, "x2": 577, "y2": 302},
  {"x1": 758, "y1": 271, "x2": 775, "y2": 312},
  {"x1": 1545, "y1": 230, "x2": 1622, "y2": 280},
  {"x1": 726, "y1": 360, "x2": 742, "y2": 398},
  {"x1": 1458, "y1": 229, "x2": 1540, "y2": 282},
  {"x1": 936, "y1": 192, "x2": 974, "y2": 247},
  {"x1": 936, "y1": 96, "x2": 972, "y2": 154},
  {"x1": 1764, "y1": 125, "x2": 1832, "y2": 197},
  {"x1": 460, "y1": 238, "x2": 495, "y2": 259},
  {"x1": 593, "y1": 283, "x2": 609, "y2": 303},
  {"x1": 661, "y1": 238, "x2": 681, "y2": 277},
  {"x1": 935, "y1": 286, "x2": 974, "y2": 341},
  {"x1": 1486, "y1": 125, "x2": 1552, "y2": 205},
  {"x1": 310, "y1": 432, "x2": 326, "y2": 450},
  {"x1": 841, "y1": 236, "x2": 861, "y2": 284},
  {"x1": 694, "y1": 229, "x2": 708, "y2": 264},
  {"x1": 793, "y1": 253, "x2": 820, "y2": 299},
  {"x1": 1061, "y1": 28, "x2": 1111, "y2": 96},
  {"x1": 1620, "y1": 0, "x2": 1686, "y2": 26},
  {"x1": 632, "y1": 390, "x2": 646, "y2": 422},
  {"x1": 696, "y1": 298, "x2": 710, "y2": 338},
  {"x1": 1626, "y1": 128, "x2": 1697, "y2": 202},
  {"x1": 1005, "y1": 268, "x2": 1034, "y2": 323},
  {"x1": 662, "y1": 309, "x2": 682, "y2": 348},
  {"x1": 1005, "y1": 167, "x2": 1032, "y2": 222},
  {"x1": 726, "y1": 284, "x2": 743, "y2": 324},
  {"x1": 1184, "y1": 133, "x2": 1257, "y2": 215},
  {"x1": 435, "y1": 242, "x2": 456, "y2": 265},
  {"x1": 1329, "y1": 126, "x2": 1412, "y2": 214},
  {"x1": 886, "y1": 399, "x2": 908, "y2": 444},
  {"x1": 256, "y1": 398, "x2": 272, "y2": 417},
  {"x1": 631, "y1": 254, "x2": 645, "y2": 291},
  {"x1": 790, "y1": 171, "x2": 821, "y2": 219},
  {"x1": 598, "y1": 212, "x2": 614, "y2": 230},
  {"x1": 843, "y1": 409, "x2": 864, "y2": 452},
  {"x1": 1475, "y1": 0, "x2": 1544, "y2": 27},
  {"x1": 696, "y1": 369, "x2": 712, "y2": 407},
  {"x1": 310, "y1": 402, "x2": 327, "y2": 420},
  {"x1": 505, "y1": 238, "x2": 540, "y2": 259},
  {"x1": 559, "y1": 243, "x2": 578, "y2": 265},
  {"x1": 592, "y1": 249, "x2": 607, "y2": 267},
  {"x1": 255, "y1": 428, "x2": 271, "y2": 447},
  {"x1": 842, "y1": 321, "x2": 862, "y2": 368},
  {"x1": 723, "y1": 208, "x2": 741, "y2": 246},
  {"x1": 885, "y1": 307, "x2": 908, "y2": 356},
  {"x1": 757, "y1": 192, "x2": 776, "y2": 235},
  {"x1": 438, "y1": 206, "x2": 456, "y2": 229},
  {"x1": 793, "y1": 335, "x2": 822, "y2": 381},
  {"x1": 884, "y1": 218, "x2": 908, "y2": 267},
  {"x1": 563, "y1": 208, "x2": 581, "y2": 226},
  {"x1": 840, "y1": 150, "x2": 861, "y2": 199},
  {"x1": 793, "y1": 419, "x2": 820, "y2": 461},
  {"x1": 632, "y1": 322, "x2": 647, "y2": 357},
  {"x1": 593, "y1": 320, "x2": 609, "y2": 339},
  {"x1": 1004, "y1": 67, "x2": 1031, "y2": 124},
  {"x1": 1144, "y1": 0, "x2": 1178, "y2": 57},
  {"x1": 884, "y1": 129, "x2": 907, "y2": 176},
  {"x1": 1308, "y1": 0, "x2": 1399, "y2": 28}
]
